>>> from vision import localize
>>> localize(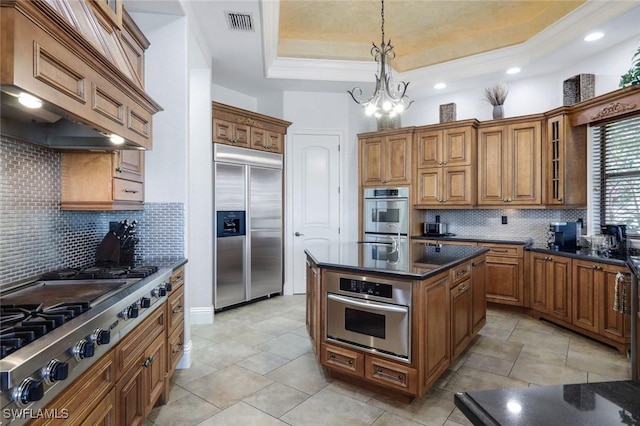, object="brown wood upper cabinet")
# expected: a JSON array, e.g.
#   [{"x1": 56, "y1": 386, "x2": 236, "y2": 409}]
[
  {"x1": 62, "y1": 149, "x2": 144, "y2": 210},
  {"x1": 543, "y1": 112, "x2": 587, "y2": 207},
  {"x1": 212, "y1": 102, "x2": 291, "y2": 154},
  {"x1": 478, "y1": 117, "x2": 543, "y2": 206},
  {"x1": 359, "y1": 129, "x2": 413, "y2": 186},
  {"x1": 414, "y1": 121, "x2": 477, "y2": 207}
]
